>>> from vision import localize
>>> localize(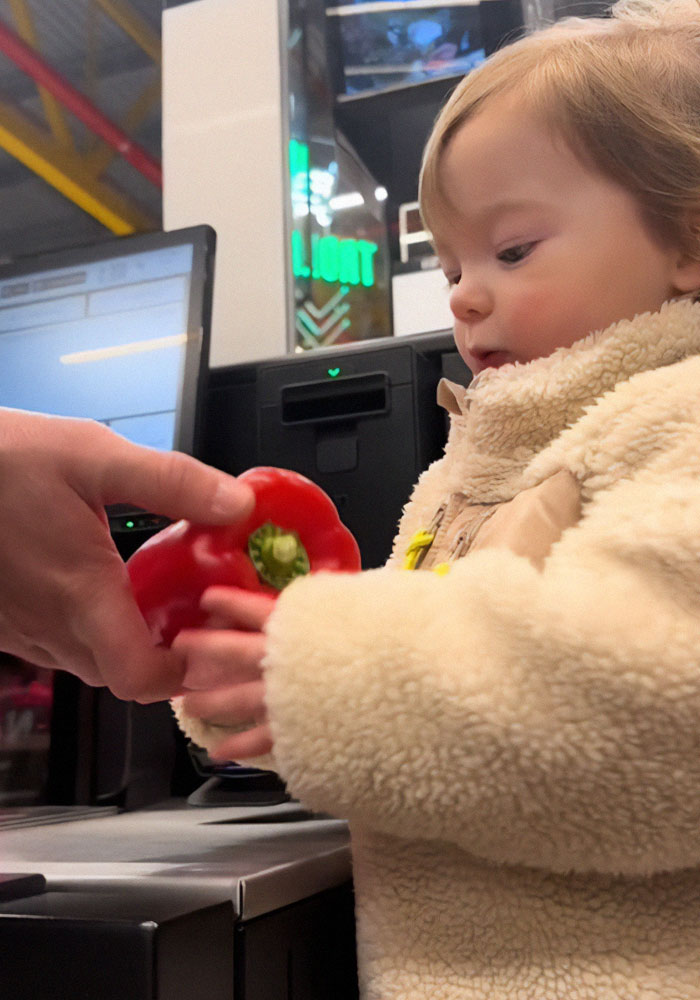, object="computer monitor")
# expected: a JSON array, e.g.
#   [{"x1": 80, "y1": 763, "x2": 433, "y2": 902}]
[{"x1": 0, "y1": 224, "x2": 215, "y2": 457}]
